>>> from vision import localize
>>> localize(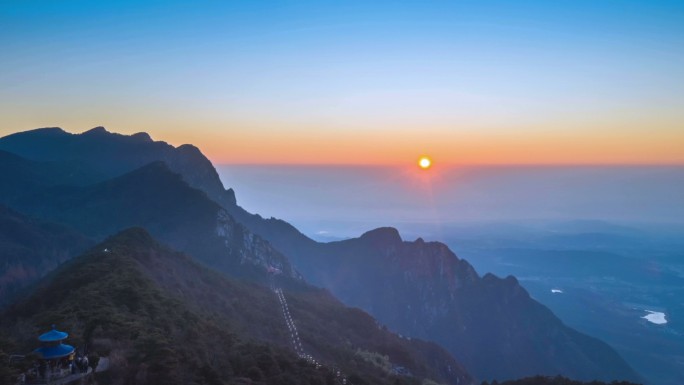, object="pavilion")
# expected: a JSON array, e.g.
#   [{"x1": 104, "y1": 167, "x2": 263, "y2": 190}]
[
  {"x1": 33, "y1": 325, "x2": 75, "y2": 380},
  {"x1": 34, "y1": 325, "x2": 75, "y2": 359}
]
